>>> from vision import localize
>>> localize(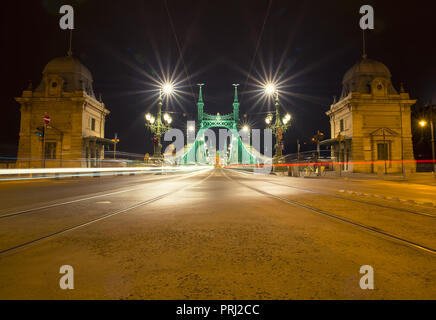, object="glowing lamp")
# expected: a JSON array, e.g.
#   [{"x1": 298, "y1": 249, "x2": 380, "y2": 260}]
[
  {"x1": 265, "y1": 83, "x2": 276, "y2": 96},
  {"x1": 162, "y1": 83, "x2": 174, "y2": 95}
]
